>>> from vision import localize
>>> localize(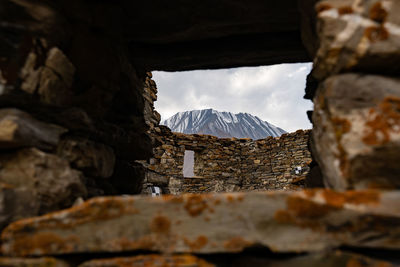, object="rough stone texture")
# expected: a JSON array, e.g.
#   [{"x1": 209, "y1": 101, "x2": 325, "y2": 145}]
[
  {"x1": 0, "y1": 184, "x2": 39, "y2": 230},
  {"x1": 78, "y1": 255, "x2": 214, "y2": 267},
  {"x1": 305, "y1": 0, "x2": 400, "y2": 193},
  {"x1": 0, "y1": 257, "x2": 70, "y2": 267},
  {"x1": 0, "y1": 148, "x2": 87, "y2": 213},
  {"x1": 2, "y1": 190, "x2": 399, "y2": 256},
  {"x1": 57, "y1": 137, "x2": 116, "y2": 179},
  {"x1": 312, "y1": 0, "x2": 400, "y2": 80},
  {"x1": 228, "y1": 252, "x2": 399, "y2": 267},
  {"x1": 139, "y1": 127, "x2": 311, "y2": 194},
  {"x1": 76, "y1": 252, "x2": 398, "y2": 267},
  {"x1": 1, "y1": 0, "x2": 399, "y2": 265},
  {"x1": 0, "y1": 1, "x2": 310, "y2": 73},
  {"x1": 312, "y1": 73, "x2": 400, "y2": 190},
  {"x1": 0, "y1": 108, "x2": 66, "y2": 150}
]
